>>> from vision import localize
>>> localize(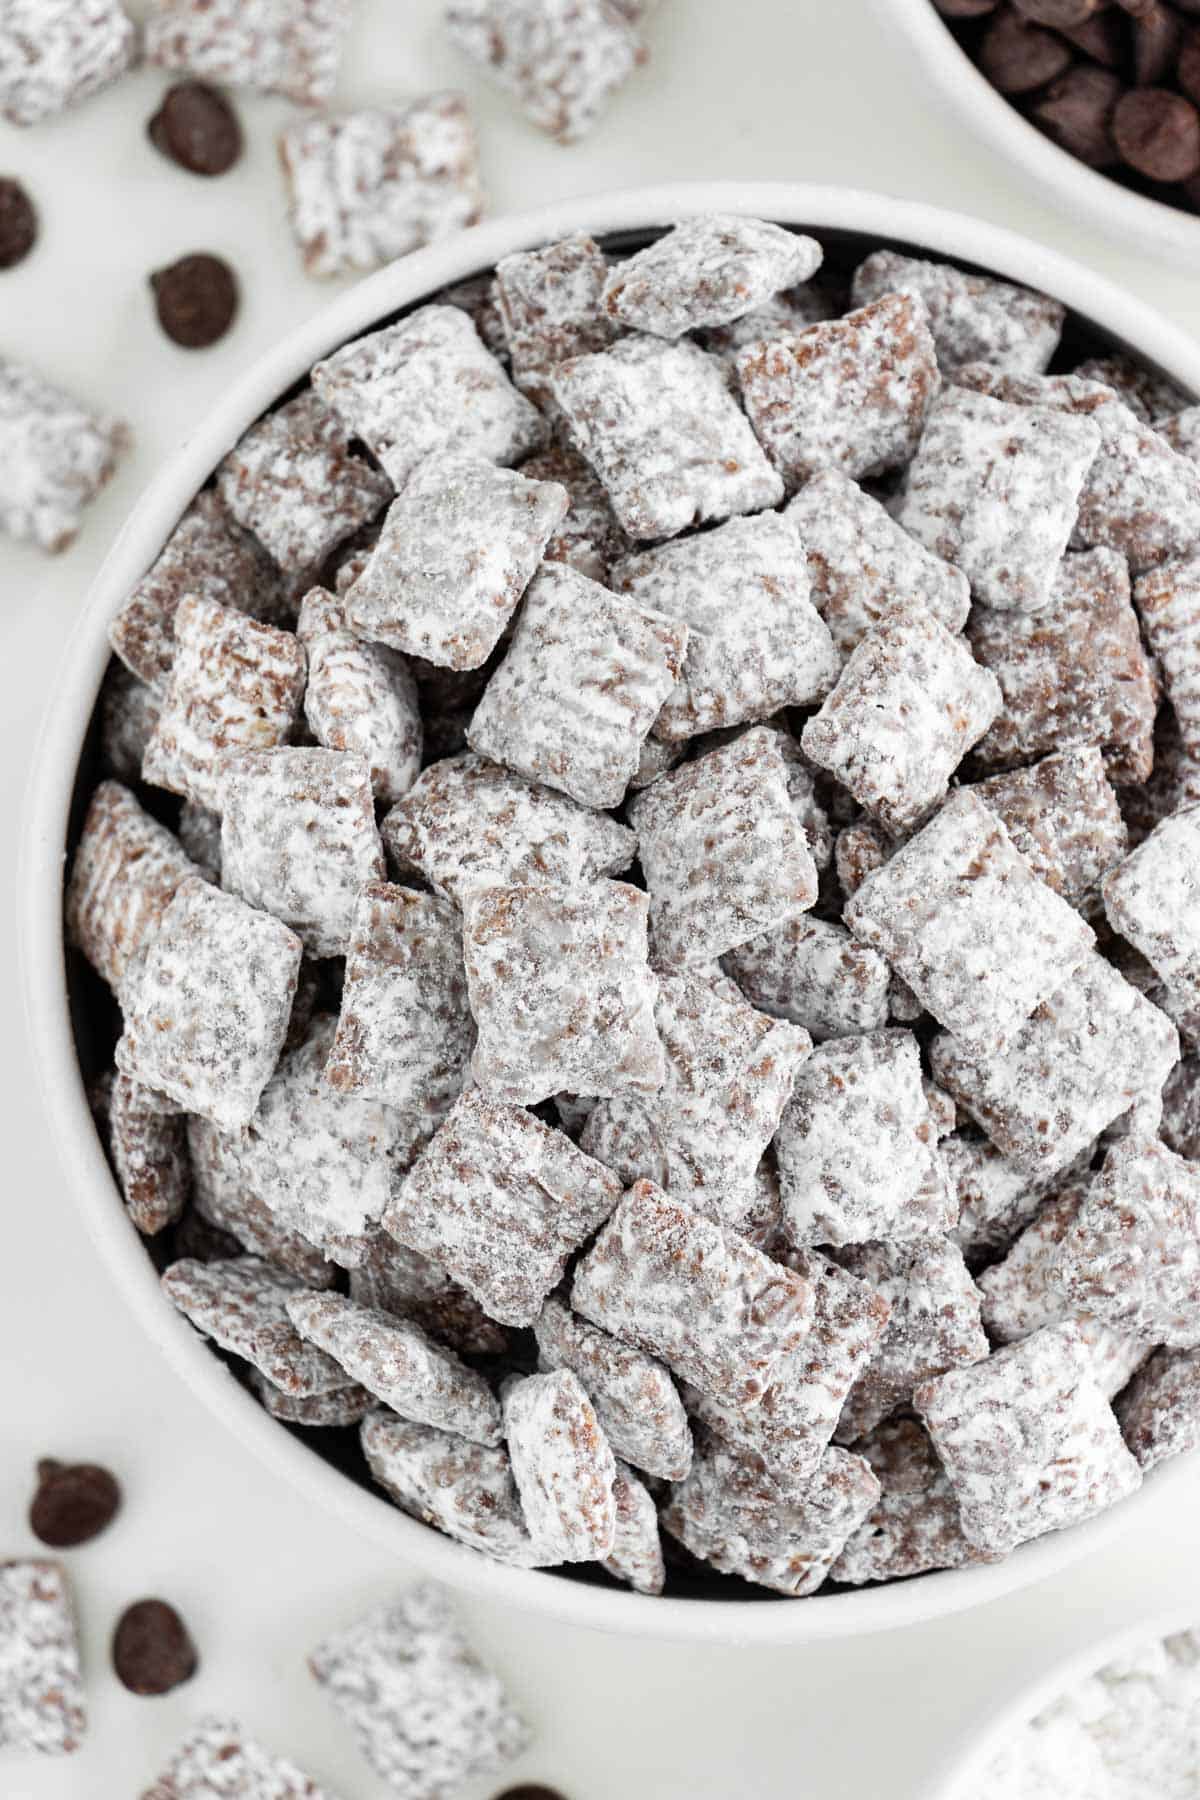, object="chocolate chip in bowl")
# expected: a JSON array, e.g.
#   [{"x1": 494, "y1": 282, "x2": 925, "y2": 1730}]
[{"x1": 26, "y1": 186, "x2": 1200, "y2": 1644}]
